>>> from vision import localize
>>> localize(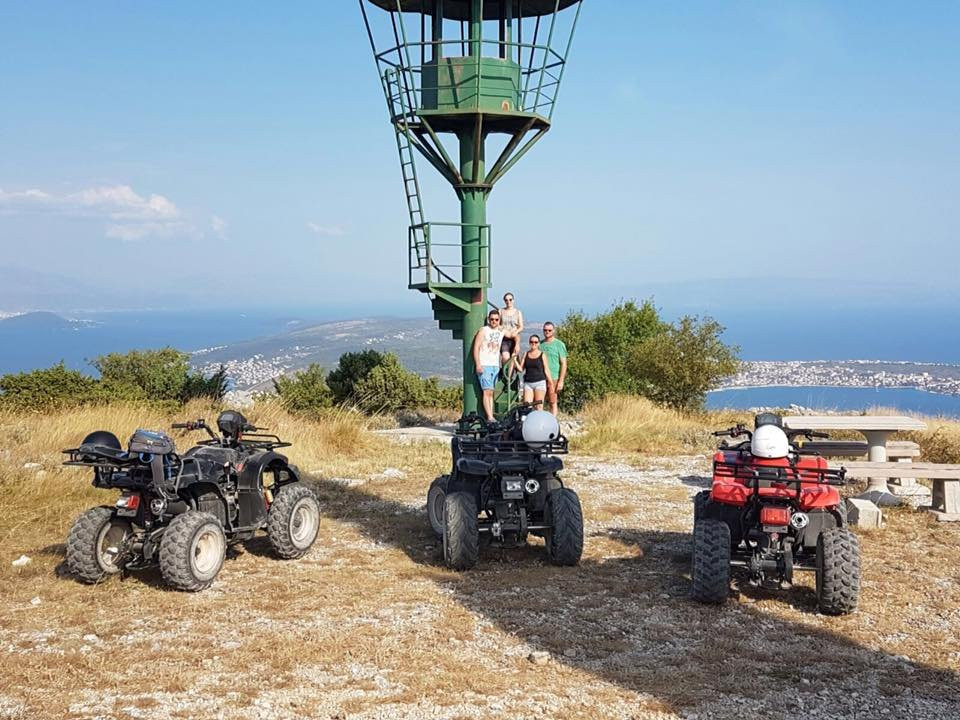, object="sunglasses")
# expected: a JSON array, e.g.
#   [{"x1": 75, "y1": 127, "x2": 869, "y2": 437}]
[{"x1": 530, "y1": 340, "x2": 539, "y2": 344}]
